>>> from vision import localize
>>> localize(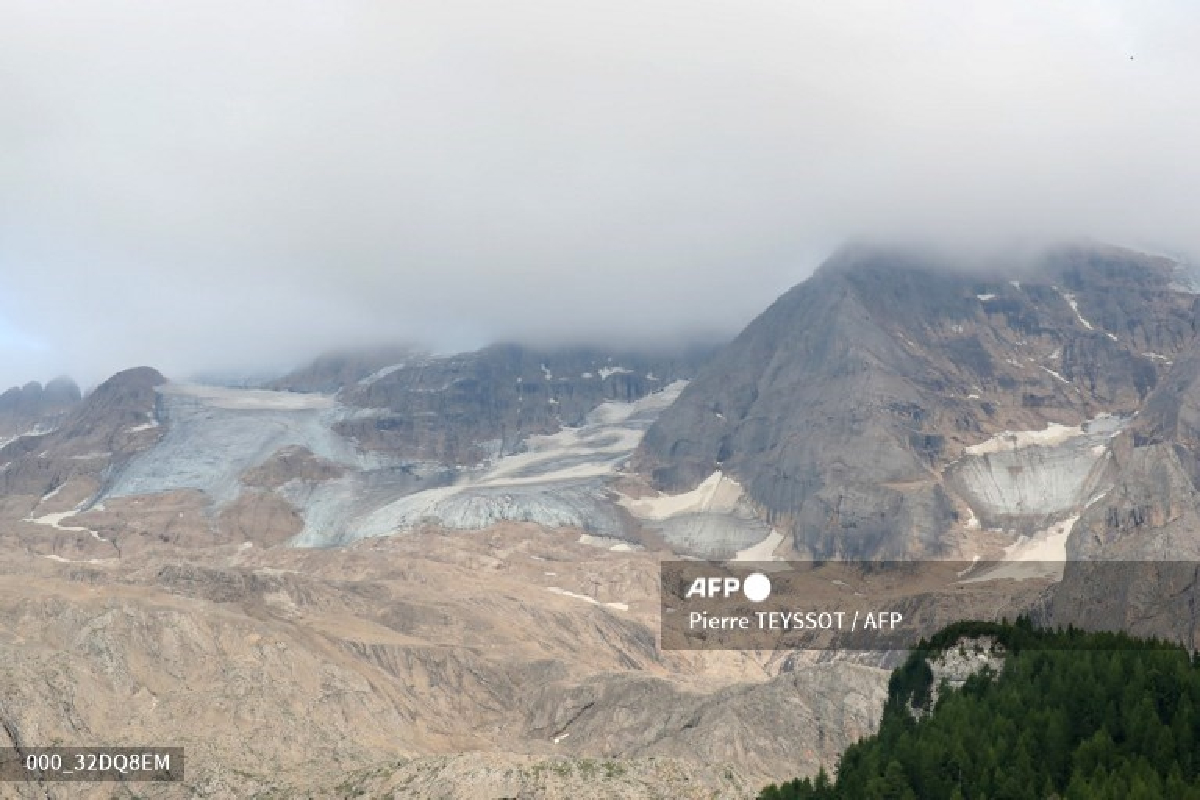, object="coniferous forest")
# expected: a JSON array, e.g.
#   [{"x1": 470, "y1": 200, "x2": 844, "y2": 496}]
[{"x1": 759, "y1": 620, "x2": 1200, "y2": 800}]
